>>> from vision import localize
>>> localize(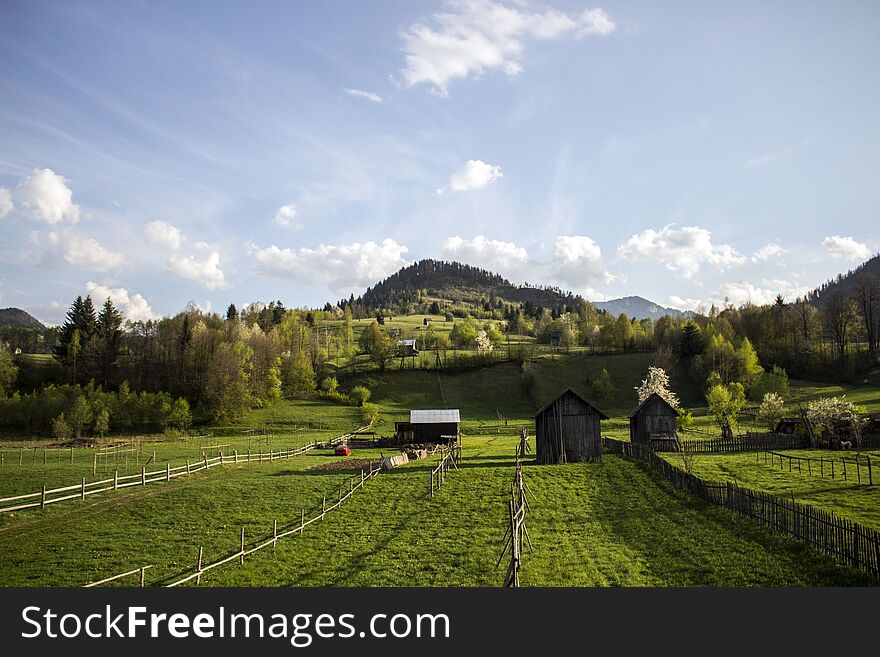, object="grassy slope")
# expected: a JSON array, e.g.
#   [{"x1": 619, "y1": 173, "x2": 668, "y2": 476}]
[
  {"x1": 195, "y1": 435, "x2": 870, "y2": 587},
  {"x1": 663, "y1": 449, "x2": 880, "y2": 532}
]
